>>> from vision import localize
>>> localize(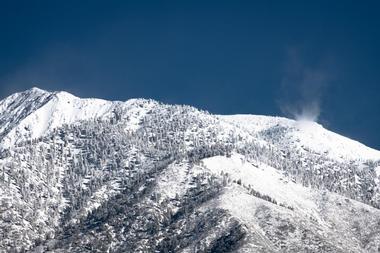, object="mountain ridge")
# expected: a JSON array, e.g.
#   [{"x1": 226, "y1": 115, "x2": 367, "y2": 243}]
[
  {"x1": 1, "y1": 87, "x2": 379, "y2": 160},
  {"x1": 0, "y1": 87, "x2": 380, "y2": 252}
]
